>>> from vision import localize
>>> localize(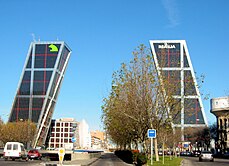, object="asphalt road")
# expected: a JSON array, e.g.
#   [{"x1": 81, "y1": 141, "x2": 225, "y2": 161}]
[
  {"x1": 182, "y1": 156, "x2": 229, "y2": 166},
  {"x1": 91, "y1": 153, "x2": 132, "y2": 166},
  {"x1": 0, "y1": 158, "x2": 42, "y2": 166}
]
